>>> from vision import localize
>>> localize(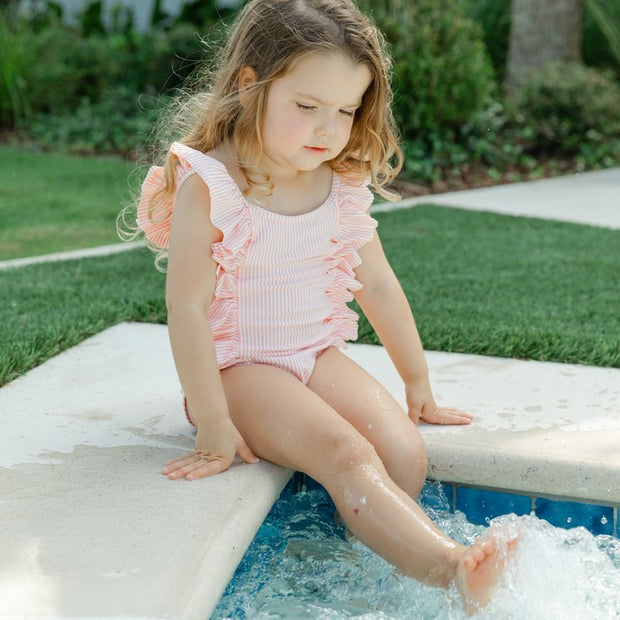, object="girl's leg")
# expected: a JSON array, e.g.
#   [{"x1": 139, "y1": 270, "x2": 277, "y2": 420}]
[
  {"x1": 221, "y1": 361, "x2": 509, "y2": 607},
  {"x1": 308, "y1": 347, "x2": 427, "y2": 499}
]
